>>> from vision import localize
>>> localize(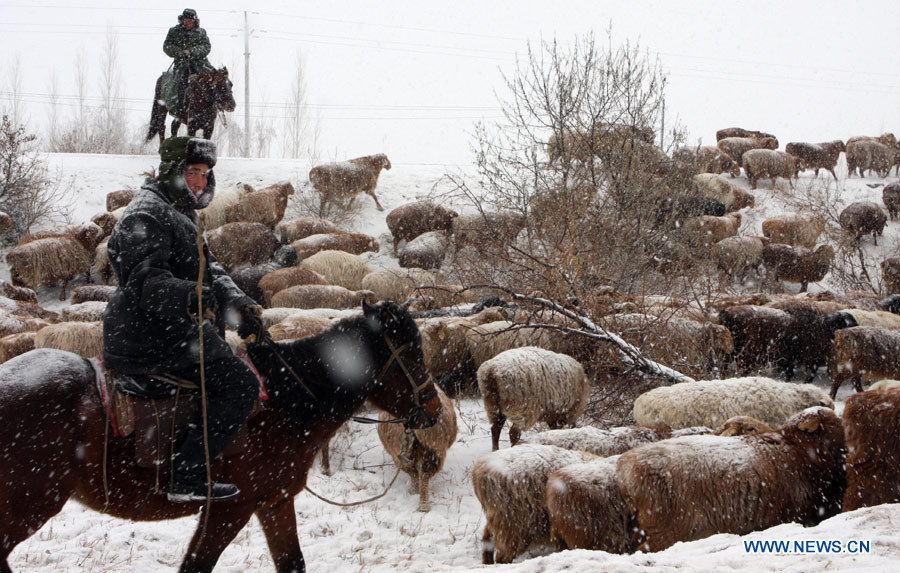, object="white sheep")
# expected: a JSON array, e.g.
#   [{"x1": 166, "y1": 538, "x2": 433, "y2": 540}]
[
  {"x1": 633, "y1": 376, "x2": 834, "y2": 430},
  {"x1": 298, "y1": 250, "x2": 372, "y2": 291},
  {"x1": 472, "y1": 443, "x2": 597, "y2": 564},
  {"x1": 398, "y1": 230, "x2": 449, "y2": 270},
  {"x1": 742, "y1": 149, "x2": 801, "y2": 189},
  {"x1": 290, "y1": 231, "x2": 378, "y2": 260},
  {"x1": 309, "y1": 154, "x2": 391, "y2": 211},
  {"x1": 761, "y1": 214, "x2": 825, "y2": 249},
  {"x1": 277, "y1": 216, "x2": 338, "y2": 243},
  {"x1": 61, "y1": 301, "x2": 107, "y2": 322},
  {"x1": 465, "y1": 320, "x2": 580, "y2": 368},
  {"x1": 377, "y1": 386, "x2": 457, "y2": 512},
  {"x1": 521, "y1": 424, "x2": 712, "y2": 456},
  {"x1": 33, "y1": 321, "x2": 103, "y2": 358},
  {"x1": 361, "y1": 268, "x2": 440, "y2": 303},
  {"x1": 477, "y1": 346, "x2": 589, "y2": 451},
  {"x1": 199, "y1": 182, "x2": 254, "y2": 230}
]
